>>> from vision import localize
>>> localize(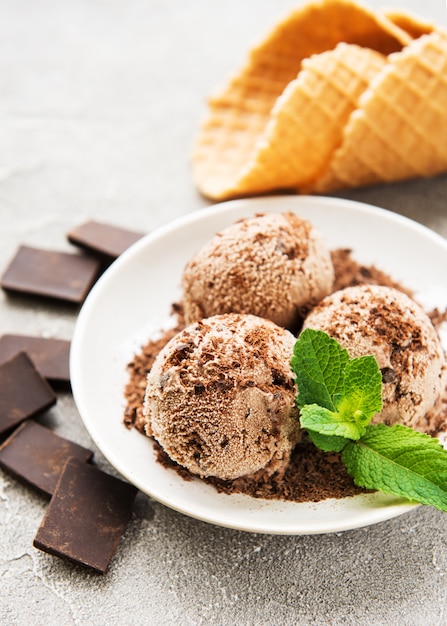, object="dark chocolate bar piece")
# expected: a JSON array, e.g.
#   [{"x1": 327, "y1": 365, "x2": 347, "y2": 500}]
[
  {"x1": 34, "y1": 458, "x2": 138, "y2": 574},
  {"x1": 0, "y1": 335, "x2": 70, "y2": 386},
  {"x1": 1, "y1": 245, "x2": 101, "y2": 303},
  {"x1": 0, "y1": 352, "x2": 57, "y2": 437},
  {"x1": 0, "y1": 420, "x2": 93, "y2": 496},
  {"x1": 67, "y1": 220, "x2": 145, "y2": 261}
]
